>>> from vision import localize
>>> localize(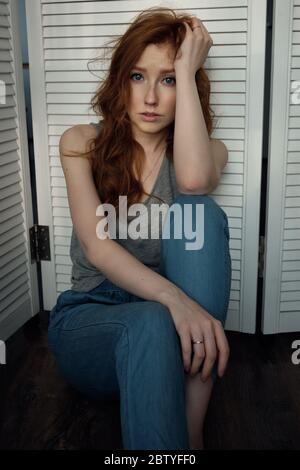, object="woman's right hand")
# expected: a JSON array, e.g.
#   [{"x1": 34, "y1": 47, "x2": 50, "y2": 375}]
[{"x1": 165, "y1": 289, "x2": 230, "y2": 382}]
